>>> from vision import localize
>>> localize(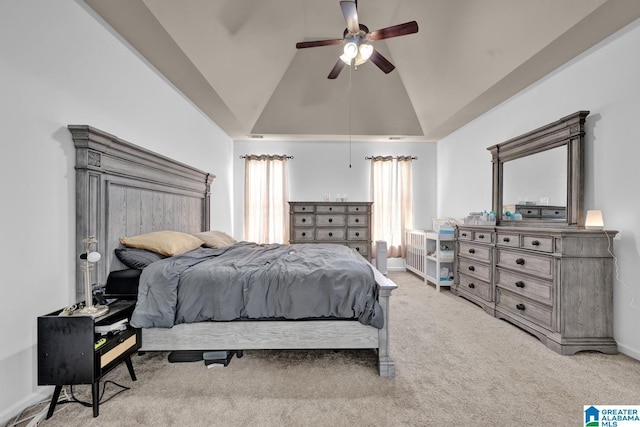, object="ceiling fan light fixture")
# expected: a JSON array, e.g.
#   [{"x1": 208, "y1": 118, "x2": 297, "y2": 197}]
[
  {"x1": 343, "y1": 41, "x2": 358, "y2": 59},
  {"x1": 340, "y1": 53, "x2": 352, "y2": 65},
  {"x1": 358, "y1": 43, "x2": 373, "y2": 61}
]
